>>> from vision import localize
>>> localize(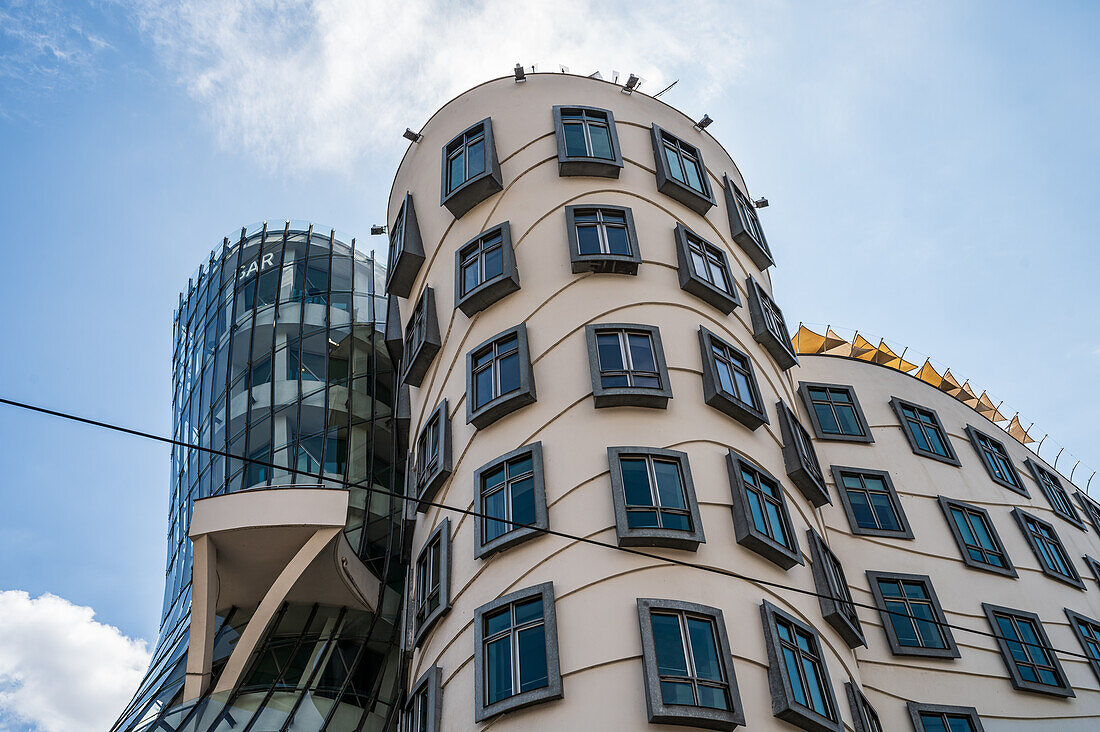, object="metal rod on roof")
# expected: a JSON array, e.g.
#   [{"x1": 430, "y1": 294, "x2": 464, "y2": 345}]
[
  {"x1": 1070, "y1": 460, "x2": 1080, "y2": 482},
  {"x1": 654, "y1": 80, "x2": 678, "y2": 98},
  {"x1": 1055, "y1": 447, "x2": 1064, "y2": 469},
  {"x1": 1087, "y1": 472, "x2": 1095, "y2": 493}
]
